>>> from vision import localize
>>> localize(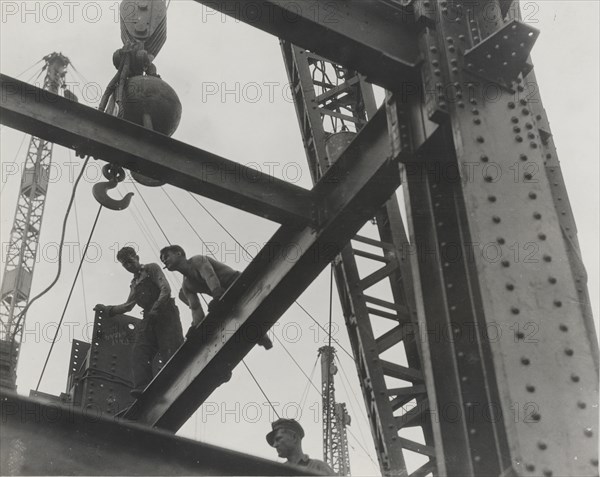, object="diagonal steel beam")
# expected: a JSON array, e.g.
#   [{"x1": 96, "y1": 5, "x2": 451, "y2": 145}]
[
  {"x1": 0, "y1": 74, "x2": 313, "y2": 226},
  {"x1": 124, "y1": 107, "x2": 401, "y2": 430},
  {"x1": 193, "y1": 0, "x2": 421, "y2": 89}
]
